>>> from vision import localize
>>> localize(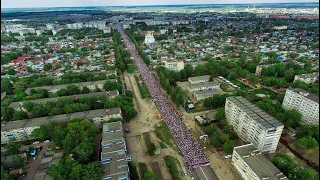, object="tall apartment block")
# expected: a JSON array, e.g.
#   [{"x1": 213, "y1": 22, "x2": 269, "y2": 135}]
[
  {"x1": 231, "y1": 144, "x2": 288, "y2": 180},
  {"x1": 225, "y1": 96, "x2": 284, "y2": 154},
  {"x1": 282, "y1": 88, "x2": 319, "y2": 125}
]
